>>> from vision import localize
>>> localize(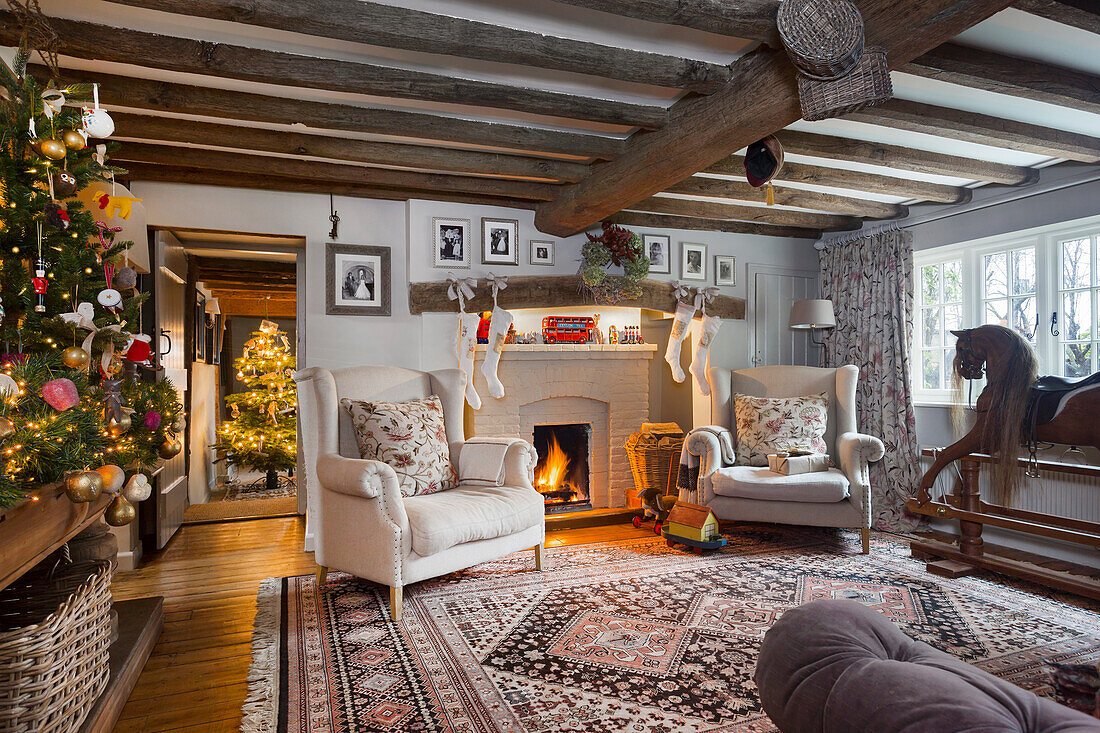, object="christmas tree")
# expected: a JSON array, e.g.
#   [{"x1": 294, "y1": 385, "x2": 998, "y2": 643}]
[
  {"x1": 0, "y1": 47, "x2": 182, "y2": 518},
  {"x1": 215, "y1": 320, "x2": 297, "y2": 490}
]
